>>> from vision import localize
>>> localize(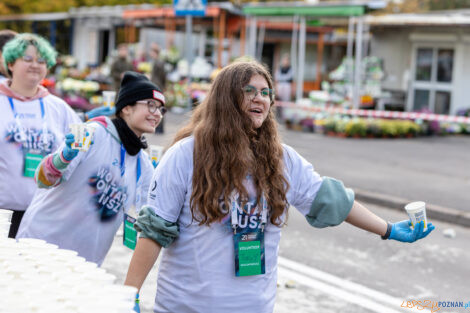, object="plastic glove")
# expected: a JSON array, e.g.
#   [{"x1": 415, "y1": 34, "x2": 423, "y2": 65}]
[
  {"x1": 133, "y1": 293, "x2": 140, "y2": 313},
  {"x1": 389, "y1": 220, "x2": 435, "y2": 243},
  {"x1": 63, "y1": 133, "x2": 79, "y2": 161},
  {"x1": 86, "y1": 106, "x2": 115, "y2": 119}
]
